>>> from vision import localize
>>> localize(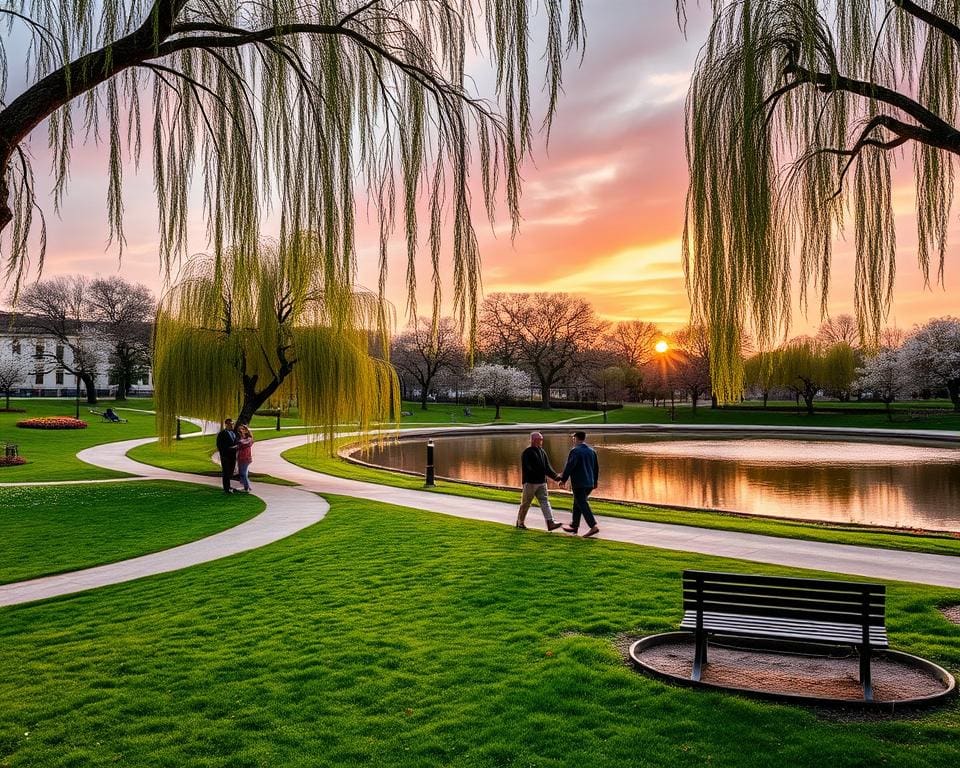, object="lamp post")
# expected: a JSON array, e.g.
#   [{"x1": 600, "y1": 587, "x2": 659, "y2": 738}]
[
  {"x1": 425, "y1": 439, "x2": 435, "y2": 487},
  {"x1": 75, "y1": 373, "x2": 80, "y2": 420}
]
